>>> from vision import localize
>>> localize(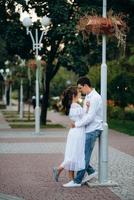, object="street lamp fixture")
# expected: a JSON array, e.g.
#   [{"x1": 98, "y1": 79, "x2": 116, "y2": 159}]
[
  {"x1": 40, "y1": 16, "x2": 51, "y2": 27},
  {"x1": 0, "y1": 69, "x2": 4, "y2": 74},
  {"x1": 22, "y1": 15, "x2": 51, "y2": 134},
  {"x1": 0, "y1": 68, "x2": 10, "y2": 75},
  {"x1": 5, "y1": 68, "x2": 10, "y2": 74},
  {"x1": 22, "y1": 17, "x2": 32, "y2": 27}
]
